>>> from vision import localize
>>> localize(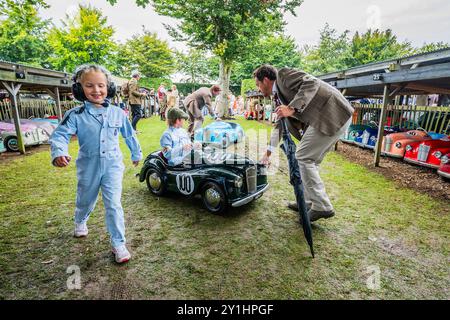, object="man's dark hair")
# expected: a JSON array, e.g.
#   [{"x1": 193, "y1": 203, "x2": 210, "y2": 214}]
[
  {"x1": 211, "y1": 84, "x2": 221, "y2": 93},
  {"x1": 253, "y1": 65, "x2": 277, "y2": 81}
]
